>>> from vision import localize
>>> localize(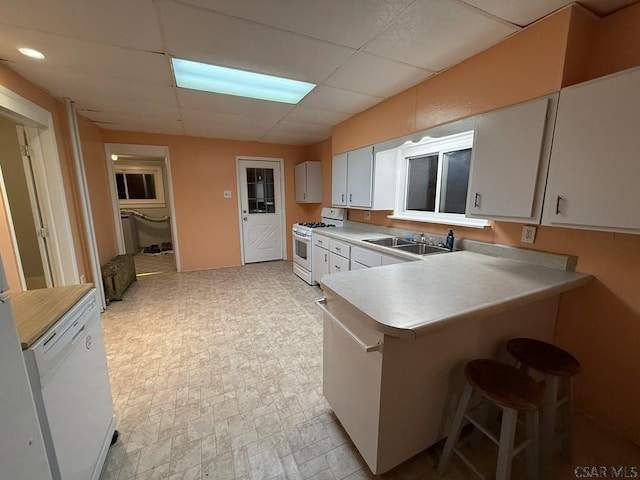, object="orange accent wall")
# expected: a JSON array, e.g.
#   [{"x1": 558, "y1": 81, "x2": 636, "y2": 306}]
[
  {"x1": 77, "y1": 115, "x2": 118, "y2": 265},
  {"x1": 328, "y1": 4, "x2": 640, "y2": 445},
  {"x1": 0, "y1": 64, "x2": 90, "y2": 292},
  {"x1": 99, "y1": 130, "x2": 308, "y2": 271}
]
